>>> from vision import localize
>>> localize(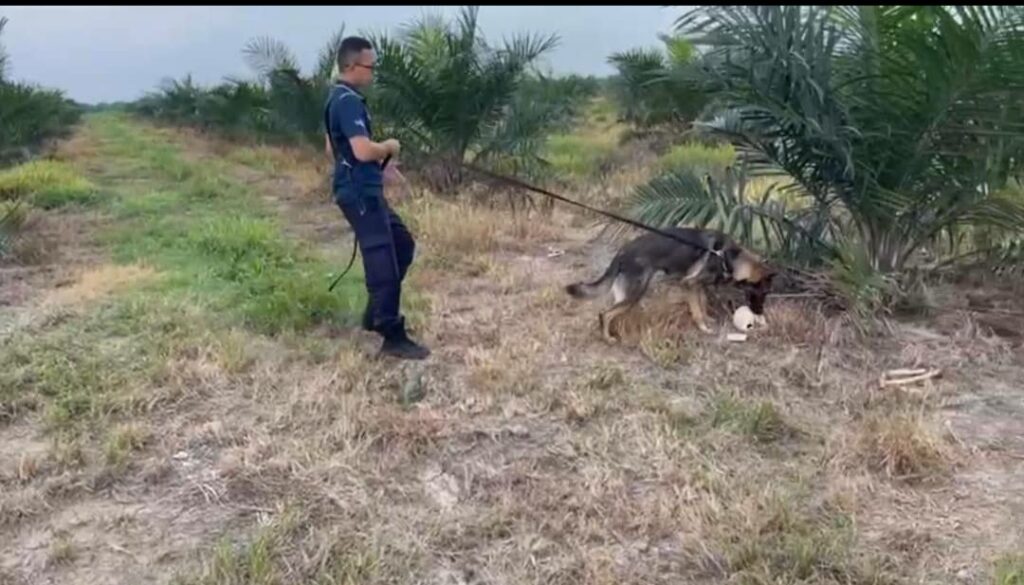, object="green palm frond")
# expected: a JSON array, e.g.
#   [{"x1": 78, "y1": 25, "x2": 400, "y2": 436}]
[
  {"x1": 243, "y1": 36, "x2": 299, "y2": 81},
  {"x1": 367, "y1": 5, "x2": 560, "y2": 192},
  {"x1": 621, "y1": 164, "x2": 832, "y2": 264},
  {"x1": 674, "y1": 5, "x2": 1024, "y2": 272},
  {"x1": 315, "y1": 26, "x2": 347, "y2": 82}
]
